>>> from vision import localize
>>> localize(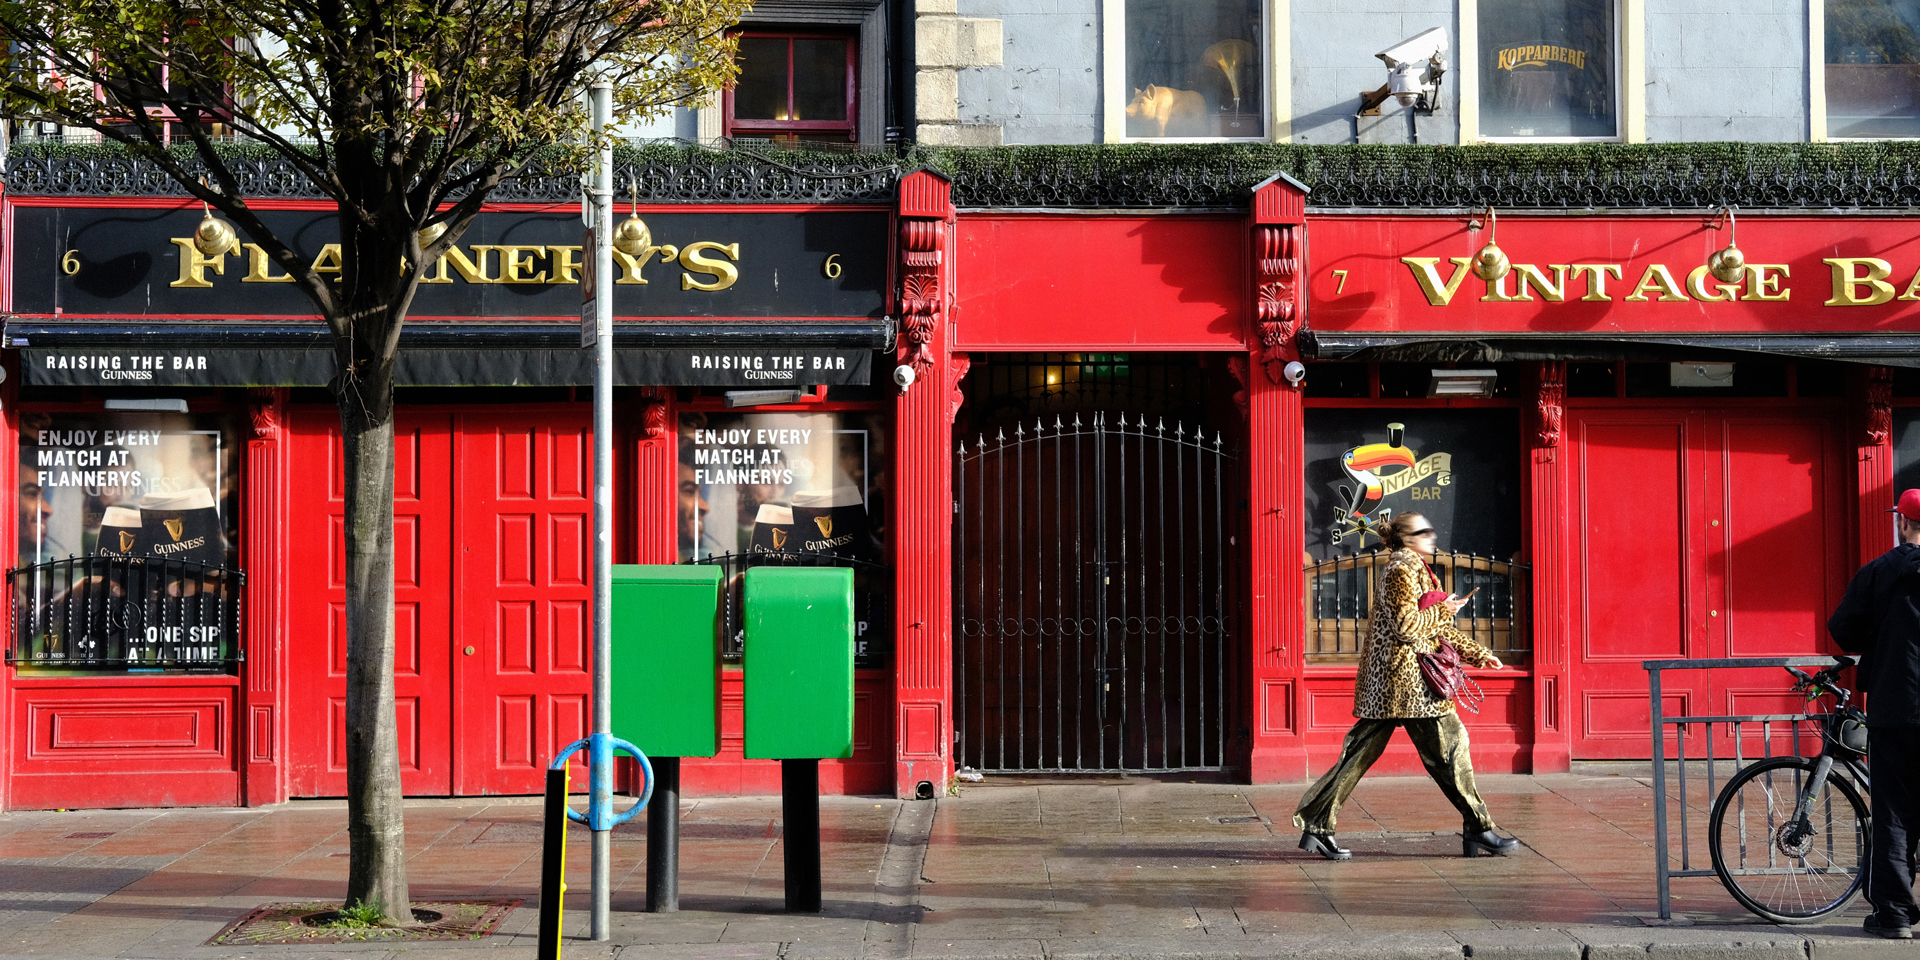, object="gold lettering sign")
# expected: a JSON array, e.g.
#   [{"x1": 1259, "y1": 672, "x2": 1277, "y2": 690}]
[
  {"x1": 1396, "y1": 259, "x2": 1808, "y2": 306},
  {"x1": 164, "y1": 235, "x2": 743, "y2": 291}
]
